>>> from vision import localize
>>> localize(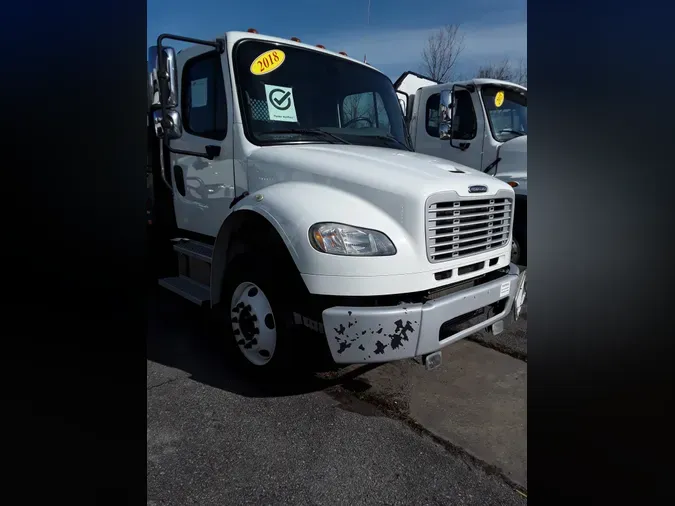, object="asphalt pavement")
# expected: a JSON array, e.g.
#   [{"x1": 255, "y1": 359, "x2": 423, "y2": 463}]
[
  {"x1": 335, "y1": 340, "x2": 527, "y2": 488},
  {"x1": 147, "y1": 286, "x2": 527, "y2": 505},
  {"x1": 469, "y1": 303, "x2": 527, "y2": 360}
]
